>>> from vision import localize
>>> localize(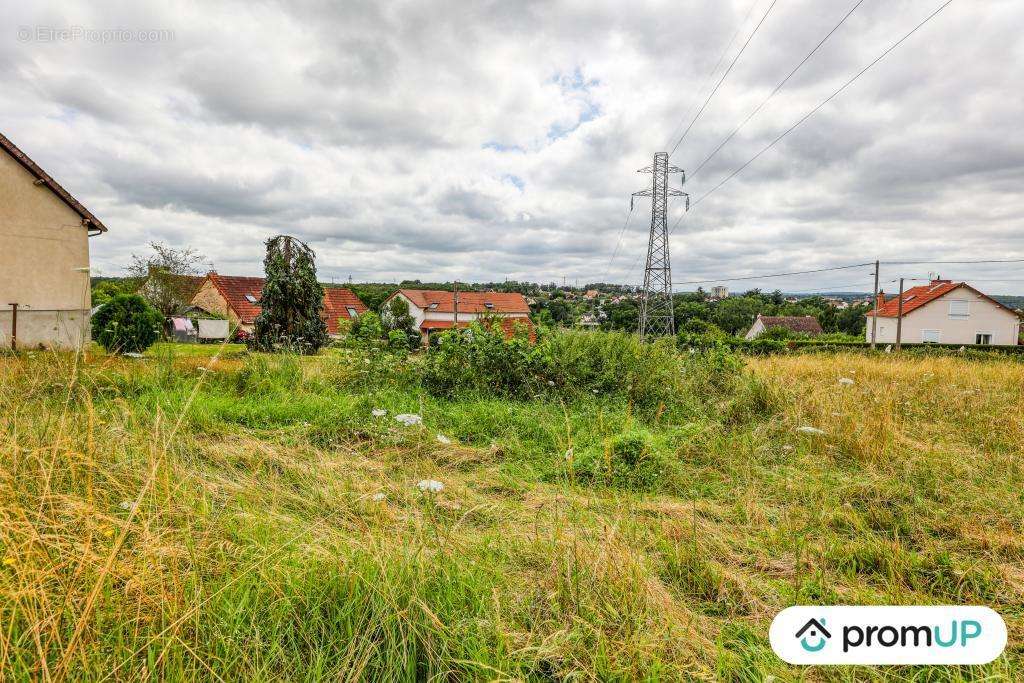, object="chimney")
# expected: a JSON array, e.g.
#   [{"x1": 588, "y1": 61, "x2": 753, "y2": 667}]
[{"x1": 876, "y1": 290, "x2": 885, "y2": 311}]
